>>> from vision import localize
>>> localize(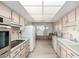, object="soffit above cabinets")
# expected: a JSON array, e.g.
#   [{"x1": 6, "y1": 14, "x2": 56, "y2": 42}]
[{"x1": 20, "y1": 0, "x2": 66, "y2": 22}]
